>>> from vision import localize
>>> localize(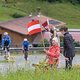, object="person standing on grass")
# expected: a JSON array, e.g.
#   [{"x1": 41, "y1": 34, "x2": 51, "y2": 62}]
[
  {"x1": 22, "y1": 38, "x2": 30, "y2": 61},
  {"x1": 2, "y1": 32, "x2": 11, "y2": 60},
  {"x1": 59, "y1": 26, "x2": 75, "y2": 70}
]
